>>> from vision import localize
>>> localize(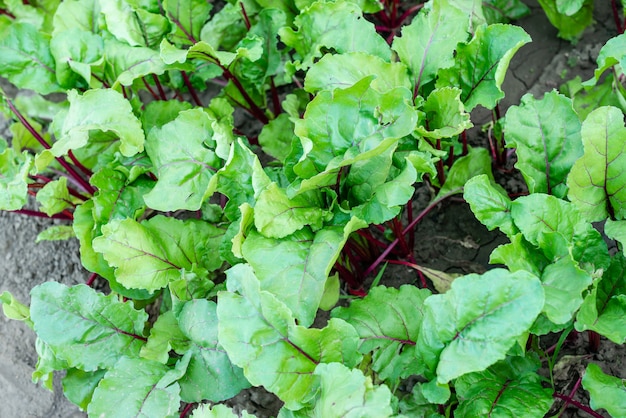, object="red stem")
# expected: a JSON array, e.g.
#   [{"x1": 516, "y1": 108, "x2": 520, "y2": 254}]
[
  {"x1": 151, "y1": 73, "x2": 167, "y2": 100},
  {"x1": 86, "y1": 273, "x2": 98, "y2": 287},
  {"x1": 397, "y1": 4, "x2": 424, "y2": 26},
  {"x1": 270, "y1": 77, "x2": 282, "y2": 116},
  {"x1": 240, "y1": 2, "x2": 251, "y2": 30},
  {"x1": 461, "y1": 130, "x2": 468, "y2": 156},
  {"x1": 68, "y1": 150, "x2": 93, "y2": 176},
  {"x1": 181, "y1": 71, "x2": 203, "y2": 106},
  {"x1": 11, "y1": 209, "x2": 72, "y2": 220},
  {"x1": 141, "y1": 77, "x2": 160, "y2": 100},
  {"x1": 611, "y1": 0, "x2": 623, "y2": 33},
  {"x1": 179, "y1": 403, "x2": 196, "y2": 418},
  {"x1": 553, "y1": 393, "x2": 604, "y2": 418},
  {"x1": 0, "y1": 8, "x2": 15, "y2": 18}
]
